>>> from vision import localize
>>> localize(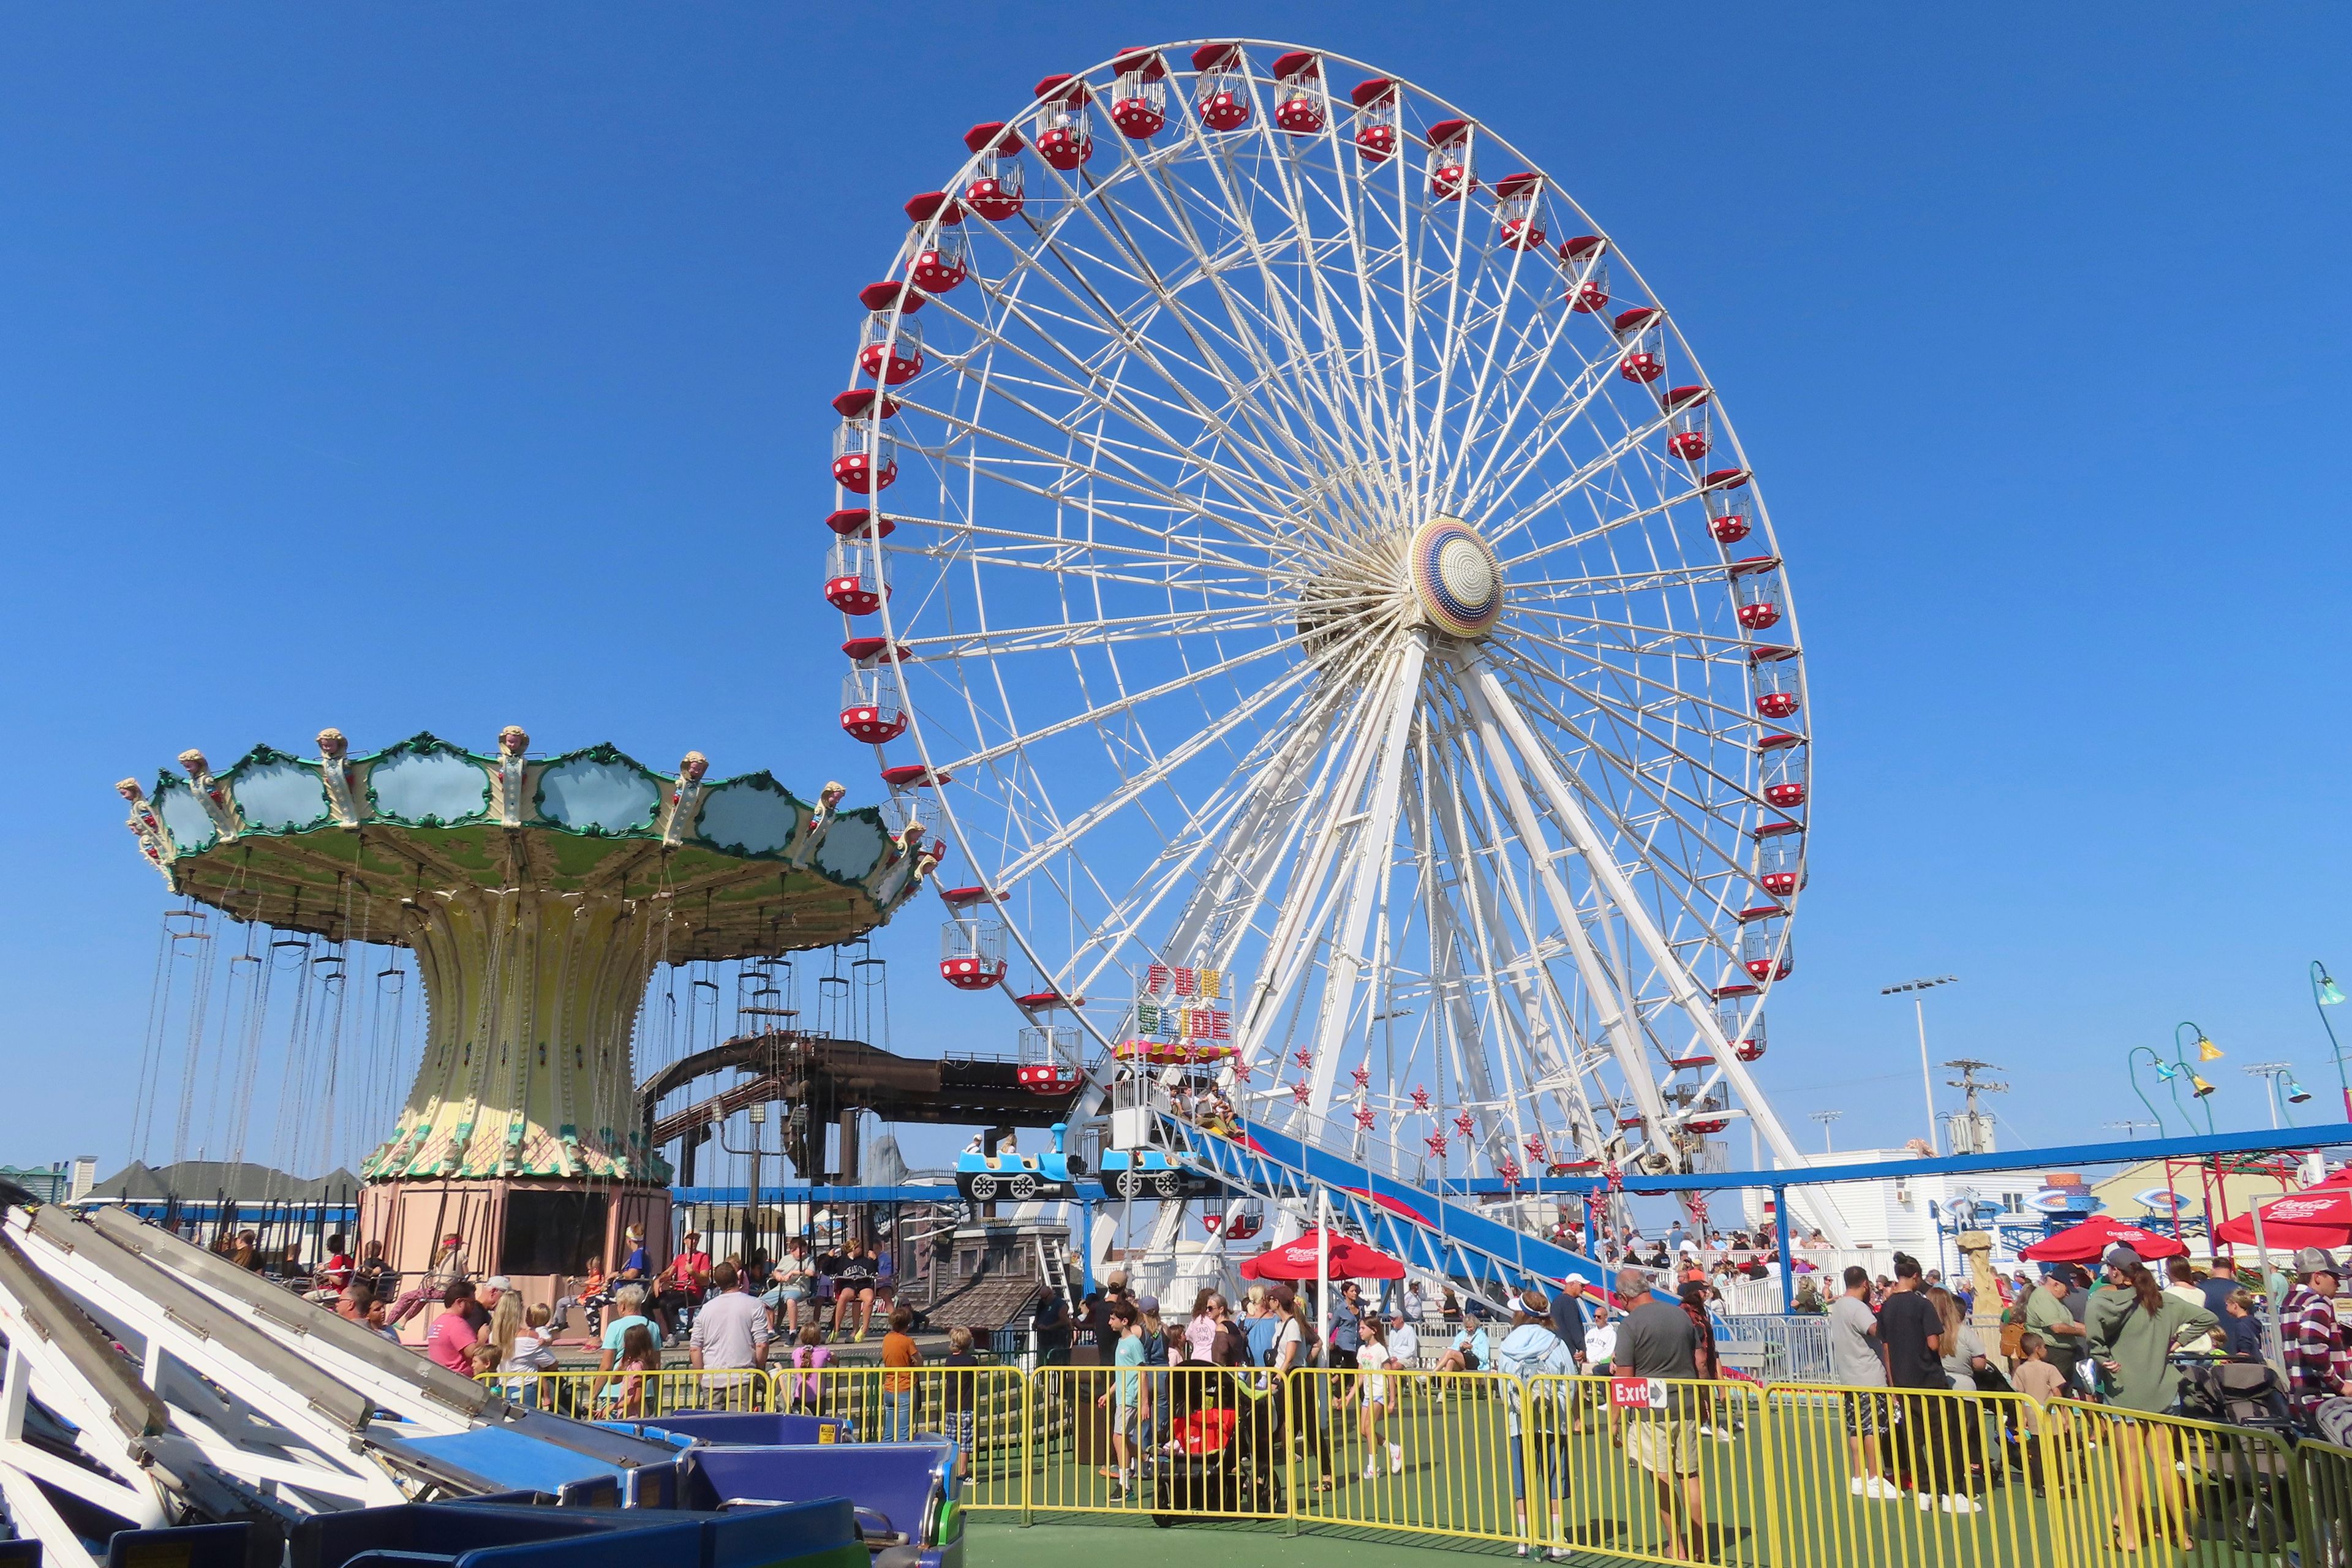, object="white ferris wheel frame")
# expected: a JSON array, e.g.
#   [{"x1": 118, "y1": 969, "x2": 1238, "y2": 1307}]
[{"x1": 829, "y1": 39, "x2": 1822, "y2": 1203}]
